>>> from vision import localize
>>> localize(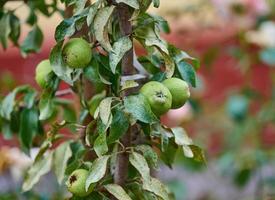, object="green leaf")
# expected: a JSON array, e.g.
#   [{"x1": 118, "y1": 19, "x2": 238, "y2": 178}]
[
  {"x1": 160, "y1": 141, "x2": 177, "y2": 168},
  {"x1": 26, "y1": 9, "x2": 37, "y2": 25},
  {"x1": 20, "y1": 25, "x2": 43, "y2": 57},
  {"x1": 87, "y1": 1, "x2": 100, "y2": 26},
  {"x1": 153, "y1": 15, "x2": 170, "y2": 34},
  {"x1": 177, "y1": 61, "x2": 197, "y2": 87},
  {"x1": 1, "y1": 120, "x2": 13, "y2": 139},
  {"x1": 10, "y1": 111, "x2": 21, "y2": 134},
  {"x1": 53, "y1": 141, "x2": 72, "y2": 184},
  {"x1": 143, "y1": 178, "x2": 170, "y2": 200},
  {"x1": 182, "y1": 145, "x2": 193, "y2": 158},
  {"x1": 76, "y1": 17, "x2": 86, "y2": 32},
  {"x1": 234, "y1": 168, "x2": 251, "y2": 187},
  {"x1": 129, "y1": 152, "x2": 150, "y2": 181},
  {"x1": 83, "y1": 57, "x2": 102, "y2": 83},
  {"x1": 74, "y1": 0, "x2": 87, "y2": 14},
  {"x1": 22, "y1": 152, "x2": 53, "y2": 192},
  {"x1": 94, "y1": 6, "x2": 115, "y2": 52},
  {"x1": 151, "y1": 72, "x2": 166, "y2": 82},
  {"x1": 161, "y1": 51, "x2": 175, "y2": 78},
  {"x1": 0, "y1": 85, "x2": 30, "y2": 120},
  {"x1": 61, "y1": 104, "x2": 77, "y2": 124},
  {"x1": 98, "y1": 64, "x2": 112, "y2": 85},
  {"x1": 9, "y1": 13, "x2": 21, "y2": 46},
  {"x1": 85, "y1": 155, "x2": 110, "y2": 191},
  {"x1": 152, "y1": 0, "x2": 160, "y2": 8},
  {"x1": 138, "y1": 0, "x2": 152, "y2": 12},
  {"x1": 135, "y1": 145, "x2": 158, "y2": 169},
  {"x1": 124, "y1": 94, "x2": 158, "y2": 124},
  {"x1": 27, "y1": 0, "x2": 52, "y2": 16},
  {"x1": 89, "y1": 192, "x2": 110, "y2": 200},
  {"x1": 153, "y1": 125, "x2": 173, "y2": 152},
  {"x1": 138, "y1": 56, "x2": 161, "y2": 74},
  {"x1": 99, "y1": 97, "x2": 113, "y2": 125},
  {"x1": 189, "y1": 145, "x2": 206, "y2": 163},
  {"x1": 94, "y1": 54, "x2": 114, "y2": 85},
  {"x1": 19, "y1": 108, "x2": 39, "y2": 151},
  {"x1": 144, "y1": 29, "x2": 168, "y2": 54},
  {"x1": 50, "y1": 41, "x2": 82, "y2": 85},
  {"x1": 55, "y1": 8, "x2": 88, "y2": 42},
  {"x1": 62, "y1": 0, "x2": 76, "y2": 6},
  {"x1": 88, "y1": 90, "x2": 106, "y2": 116},
  {"x1": 94, "y1": 133, "x2": 108, "y2": 157},
  {"x1": 34, "y1": 140, "x2": 51, "y2": 163},
  {"x1": 168, "y1": 44, "x2": 200, "y2": 69},
  {"x1": 96, "y1": 117, "x2": 110, "y2": 134},
  {"x1": 116, "y1": 0, "x2": 139, "y2": 9},
  {"x1": 108, "y1": 108, "x2": 129, "y2": 144},
  {"x1": 65, "y1": 145, "x2": 86, "y2": 175},
  {"x1": 104, "y1": 184, "x2": 132, "y2": 200},
  {"x1": 0, "y1": 13, "x2": 11, "y2": 49},
  {"x1": 110, "y1": 36, "x2": 132, "y2": 73},
  {"x1": 171, "y1": 127, "x2": 193, "y2": 146},
  {"x1": 121, "y1": 80, "x2": 139, "y2": 91},
  {"x1": 136, "y1": 23, "x2": 174, "y2": 77},
  {"x1": 39, "y1": 90, "x2": 55, "y2": 120},
  {"x1": 161, "y1": 136, "x2": 169, "y2": 152},
  {"x1": 55, "y1": 18, "x2": 75, "y2": 42},
  {"x1": 128, "y1": 182, "x2": 157, "y2": 200},
  {"x1": 85, "y1": 120, "x2": 97, "y2": 147},
  {"x1": 23, "y1": 90, "x2": 37, "y2": 109}
]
